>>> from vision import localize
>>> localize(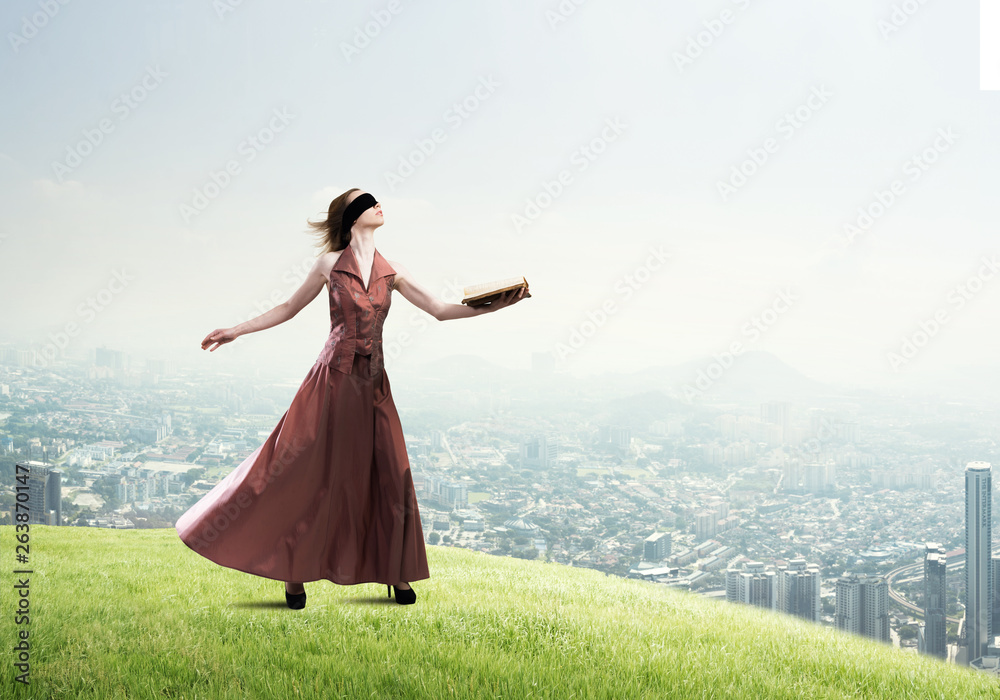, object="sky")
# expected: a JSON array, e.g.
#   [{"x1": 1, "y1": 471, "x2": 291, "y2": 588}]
[{"x1": 1, "y1": 0, "x2": 998, "y2": 393}]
